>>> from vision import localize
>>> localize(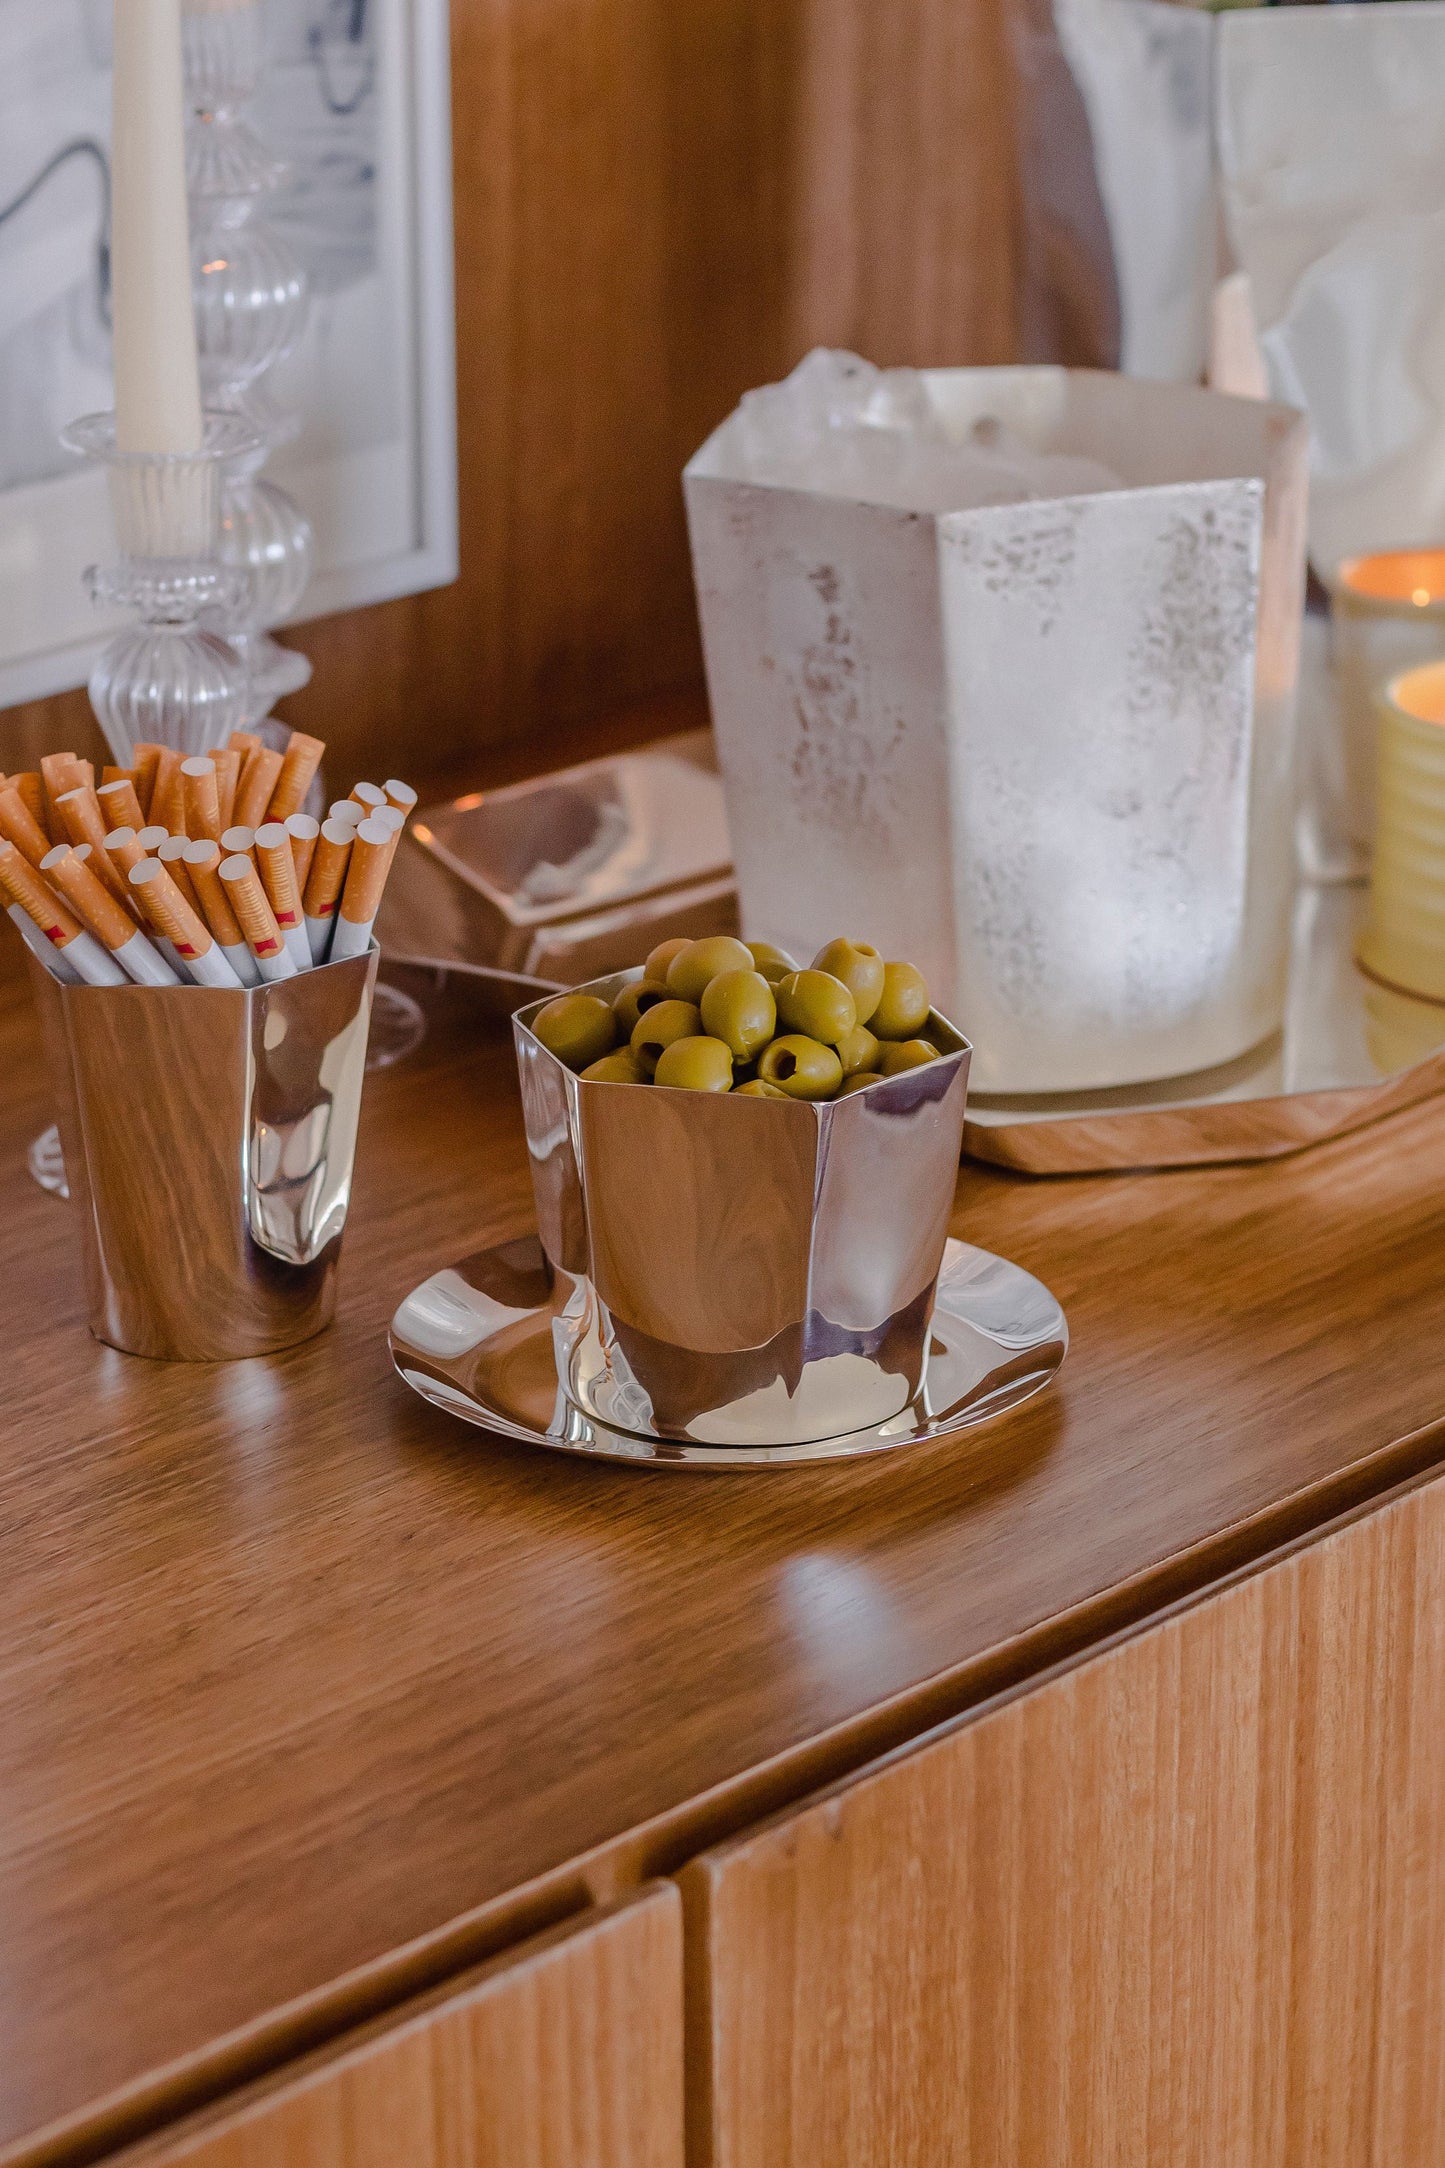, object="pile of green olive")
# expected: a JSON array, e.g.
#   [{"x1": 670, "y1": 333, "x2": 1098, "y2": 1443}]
[{"x1": 528, "y1": 934, "x2": 941, "y2": 1098}]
